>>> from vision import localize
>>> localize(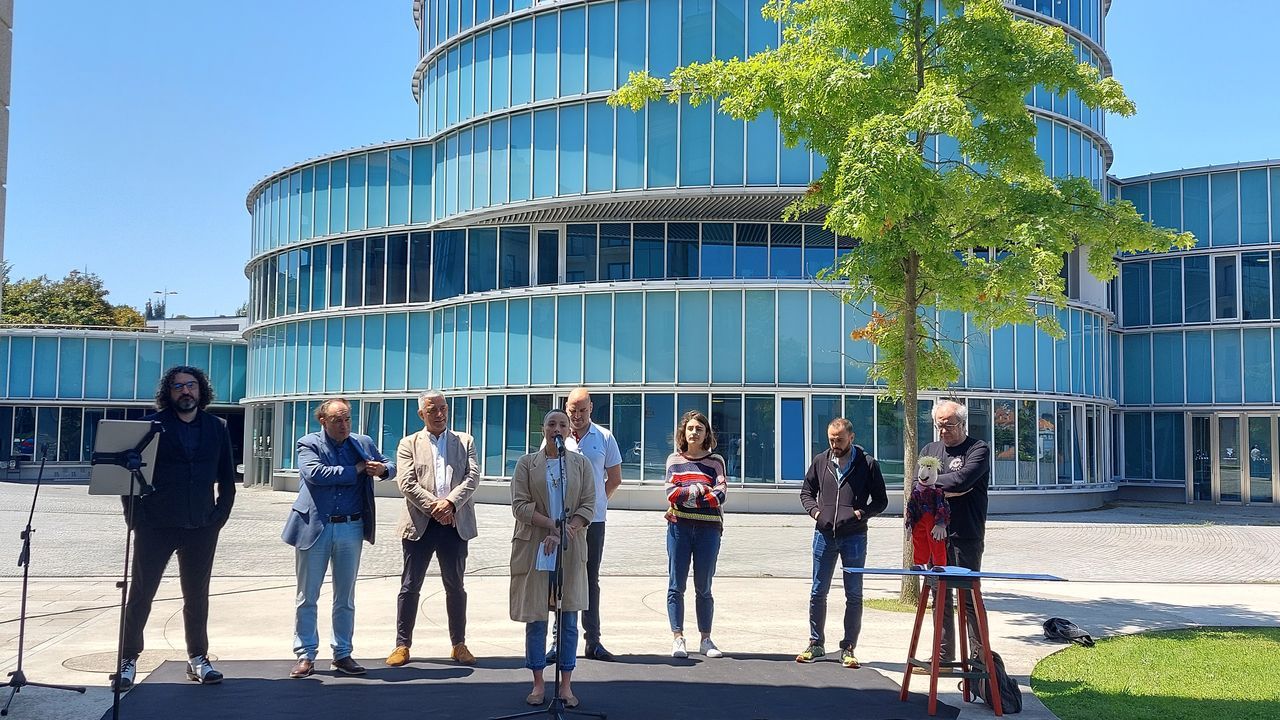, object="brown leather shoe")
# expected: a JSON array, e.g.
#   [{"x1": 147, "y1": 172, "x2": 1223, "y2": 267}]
[
  {"x1": 330, "y1": 656, "x2": 366, "y2": 675},
  {"x1": 289, "y1": 658, "x2": 314, "y2": 678},
  {"x1": 450, "y1": 642, "x2": 477, "y2": 666},
  {"x1": 386, "y1": 646, "x2": 410, "y2": 667}
]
